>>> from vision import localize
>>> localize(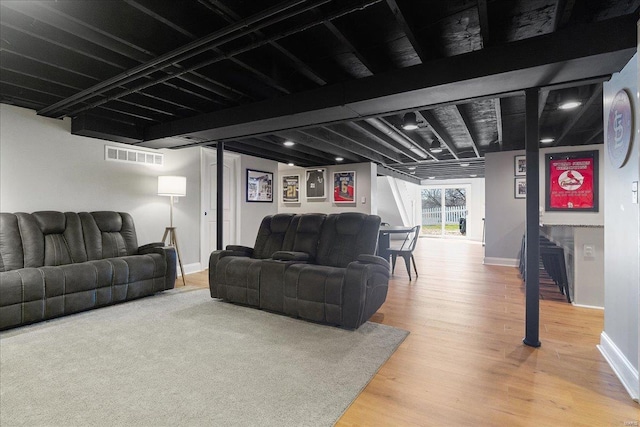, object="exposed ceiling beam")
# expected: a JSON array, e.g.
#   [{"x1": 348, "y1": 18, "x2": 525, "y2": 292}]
[
  {"x1": 453, "y1": 105, "x2": 481, "y2": 158},
  {"x1": 252, "y1": 136, "x2": 338, "y2": 164},
  {"x1": 142, "y1": 14, "x2": 637, "y2": 145},
  {"x1": 221, "y1": 141, "x2": 315, "y2": 166},
  {"x1": 301, "y1": 127, "x2": 390, "y2": 164},
  {"x1": 494, "y1": 98, "x2": 503, "y2": 150},
  {"x1": 554, "y1": 0, "x2": 577, "y2": 30},
  {"x1": 273, "y1": 130, "x2": 364, "y2": 163},
  {"x1": 324, "y1": 124, "x2": 403, "y2": 163},
  {"x1": 323, "y1": 21, "x2": 378, "y2": 75},
  {"x1": 376, "y1": 116, "x2": 439, "y2": 161},
  {"x1": 200, "y1": 0, "x2": 329, "y2": 86},
  {"x1": 417, "y1": 110, "x2": 460, "y2": 160},
  {"x1": 348, "y1": 121, "x2": 422, "y2": 162},
  {"x1": 538, "y1": 89, "x2": 550, "y2": 118},
  {"x1": 477, "y1": 0, "x2": 490, "y2": 47},
  {"x1": 552, "y1": 83, "x2": 603, "y2": 146},
  {"x1": 385, "y1": 0, "x2": 427, "y2": 63},
  {"x1": 230, "y1": 137, "x2": 333, "y2": 165},
  {"x1": 377, "y1": 164, "x2": 421, "y2": 185}
]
